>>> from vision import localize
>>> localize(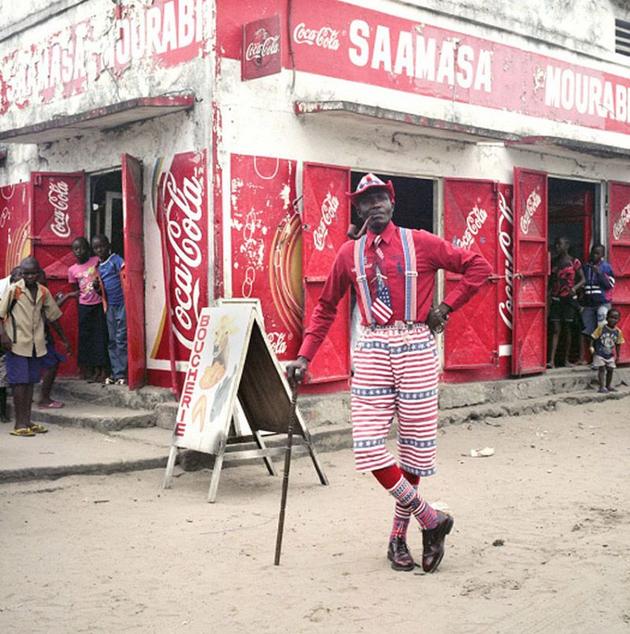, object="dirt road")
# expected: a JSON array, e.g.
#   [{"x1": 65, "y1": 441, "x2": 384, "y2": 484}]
[{"x1": 1, "y1": 396, "x2": 629, "y2": 633}]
